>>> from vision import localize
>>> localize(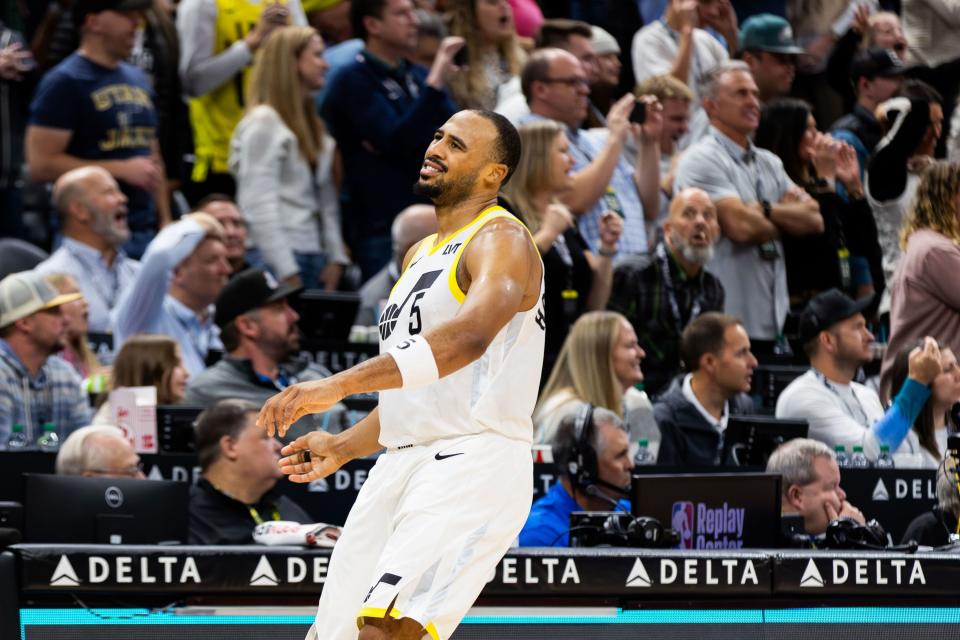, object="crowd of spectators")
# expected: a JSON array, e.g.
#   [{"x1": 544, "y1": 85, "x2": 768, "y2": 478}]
[{"x1": 2, "y1": 0, "x2": 960, "y2": 548}]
